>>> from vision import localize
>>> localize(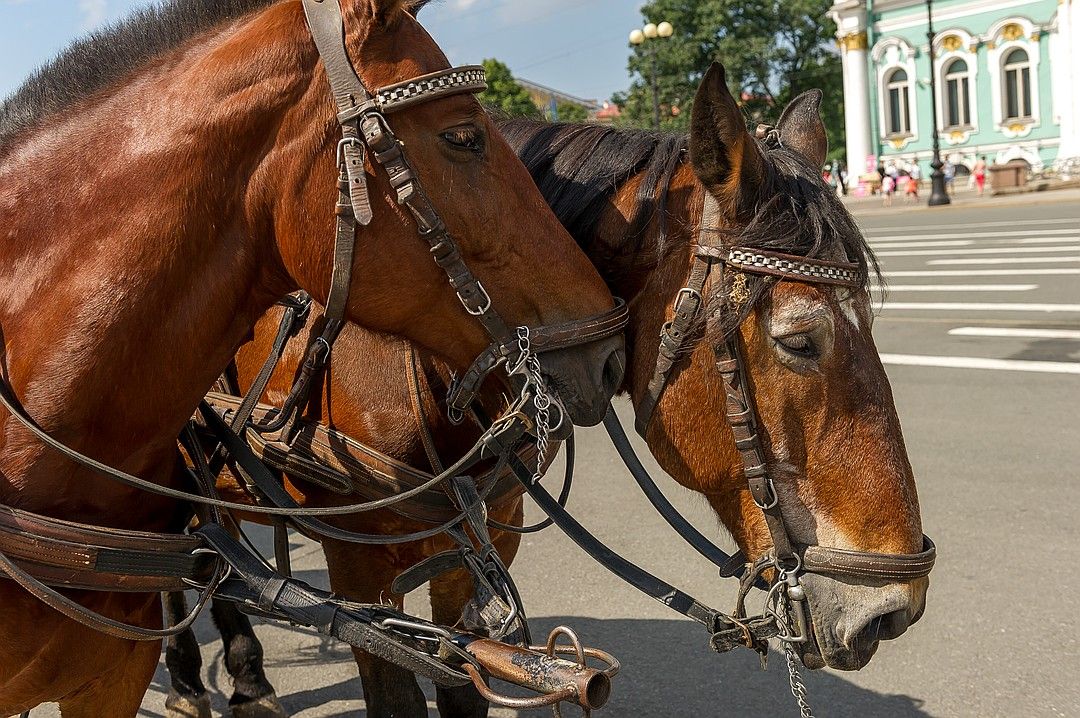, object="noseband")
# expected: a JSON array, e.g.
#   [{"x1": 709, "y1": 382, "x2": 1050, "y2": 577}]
[
  {"x1": 302, "y1": 0, "x2": 627, "y2": 428},
  {"x1": 632, "y1": 188, "x2": 935, "y2": 643}
]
